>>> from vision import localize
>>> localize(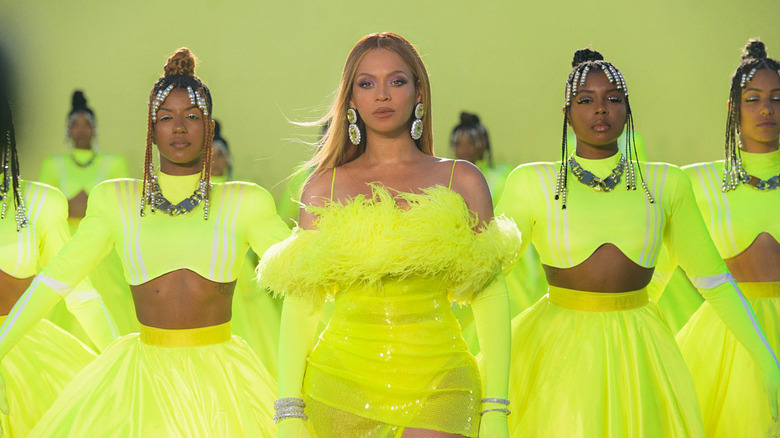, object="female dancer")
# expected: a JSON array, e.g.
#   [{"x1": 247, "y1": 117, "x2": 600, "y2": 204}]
[
  {"x1": 0, "y1": 48, "x2": 289, "y2": 436},
  {"x1": 676, "y1": 38, "x2": 780, "y2": 437},
  {"x1": 257, "y1": 32, "x2": 519, "y2": 437},
  {"x1": 498, "y1": 48, "x2": 780, "y2": 437},
  {"x1": 39, "y1": 90, "x2": 136, "y2": 338},
  {"x1": 0, "y1": 93, "x2": 113, "y2": 436}
]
